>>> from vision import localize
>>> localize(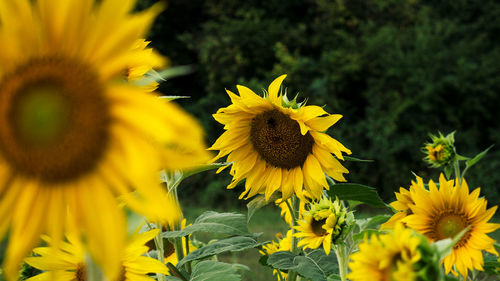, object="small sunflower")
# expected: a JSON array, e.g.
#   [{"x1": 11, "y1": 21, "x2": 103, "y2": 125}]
[
  {"x1": 0, "y1": 0, "x2": 209, "y2": 278},
  {"x1": 380, "y1": 177, "x2": 423, "y2": 230},
  {"x1": 24, "y1": 229, "x2": 168, "y2": 281},
  {"x1": 295, "y1": 196, "x2": 350, "y2": 255},
  {"x1": 347, "y1": 224, "x2": 422, "y2": 281},
  {"x1": 276, "y1": 196, "x2": 308, "y2": 226},
  {"x1": 259, "y1": 230, "x2": 292, "y2": 280},
  {"x1": 209, "y1": 75, "x2": 351, "y2": 201},
  {"x1": 147, "y1": 219, "x2": 197, "y2": 274},
  {"x1": 402, "y1": 174, "x2": 500, "y2": 277}
]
